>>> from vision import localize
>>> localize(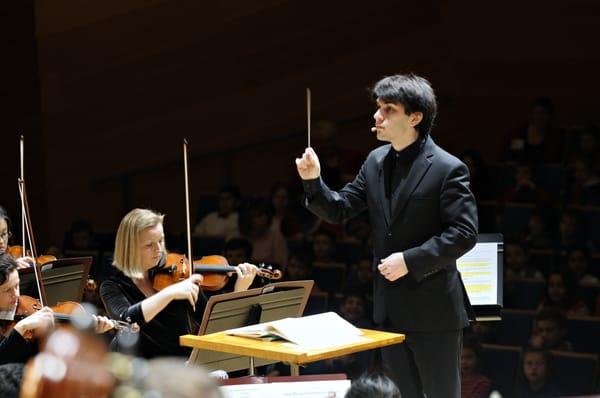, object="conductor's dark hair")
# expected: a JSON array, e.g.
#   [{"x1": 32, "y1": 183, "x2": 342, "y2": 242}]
[
  {"x1": 371, "y1": 74, "x2": 437, "y2": 136},
  {"x1": 0, "y1": 253, "x2": 18, "y2": 286},
  {"x1": 345, "y1": 372, "x2": 401, "y2": 398}
]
